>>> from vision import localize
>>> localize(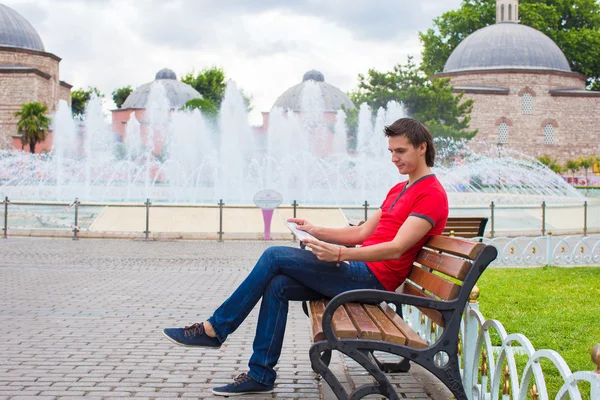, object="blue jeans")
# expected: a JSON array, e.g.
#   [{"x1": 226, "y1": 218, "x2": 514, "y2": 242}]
[{"x1": 207, "y1": 245, "x2": 385, "y2": 386}]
